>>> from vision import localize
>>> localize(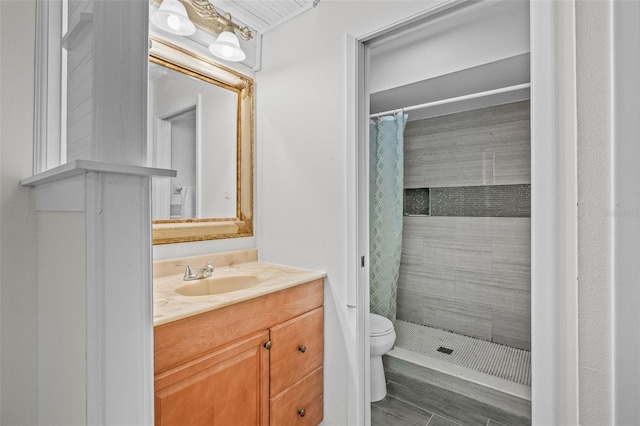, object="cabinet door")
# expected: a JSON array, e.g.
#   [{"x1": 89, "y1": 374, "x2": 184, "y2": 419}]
[
  {"x1": 270, "y1": 307, "x2": 323, "y2": 397},
  {"x1": 155, "y1": 331, "x2": 270, "y2": 426}
]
